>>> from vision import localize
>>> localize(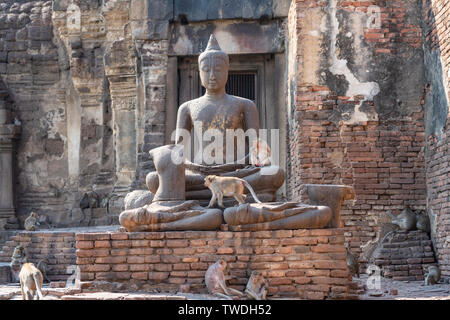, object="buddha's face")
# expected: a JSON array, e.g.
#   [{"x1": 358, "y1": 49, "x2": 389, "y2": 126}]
[{"x1": 199, "y1": 55, "x2": 228, "y2": 93}]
